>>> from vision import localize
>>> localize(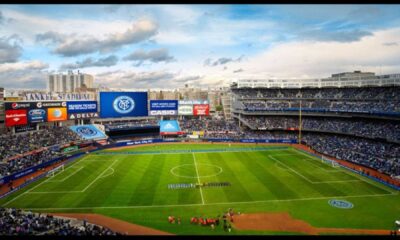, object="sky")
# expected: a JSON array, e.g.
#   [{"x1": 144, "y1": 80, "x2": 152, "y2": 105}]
[{"x1": 1, "y1": 4, "x2": 400, "y2": 90}]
